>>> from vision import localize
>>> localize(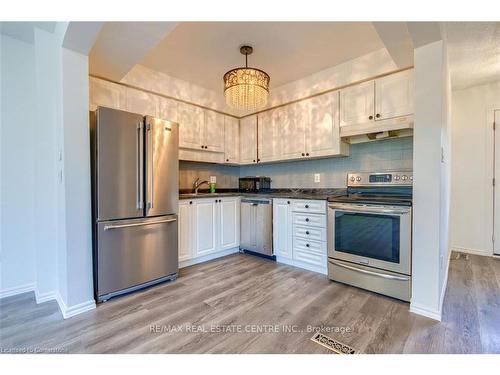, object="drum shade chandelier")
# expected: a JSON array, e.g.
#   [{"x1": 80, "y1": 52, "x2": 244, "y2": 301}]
[{"x1": 223, "y1": 45, "x2": 270, "y2": 111}]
